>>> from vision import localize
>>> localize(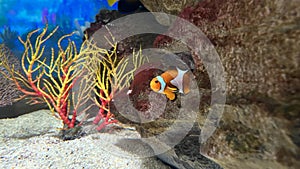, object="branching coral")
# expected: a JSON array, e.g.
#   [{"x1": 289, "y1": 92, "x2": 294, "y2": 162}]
[
  {"x1": 84, "y1": 30, "x2": 148, "y2": 130},
  {"x1": 0, "y1": 25, "x2": 91, "y2": 128},
  {"x1": 1, "y1": 23, "x2": 147, "y2": 132}
]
